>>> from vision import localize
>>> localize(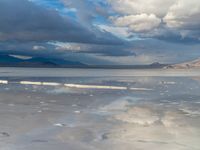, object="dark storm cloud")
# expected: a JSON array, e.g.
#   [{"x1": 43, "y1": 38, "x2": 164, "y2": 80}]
[
  {"x1": 141, "y1": 27, "x2": 200, "y2": 44},
  {"x1": 0, "y1": 40, "x2": 135, "y2": 58},
  {"x1": 156, "y1": 34, "x2": 200, "y2": 44},
  {"x1": 0, "y1": 0, "x2": 122, "y2": 45},
  {"x1": 0, "y1": 42, "x2": 50, "y2": 57}
]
